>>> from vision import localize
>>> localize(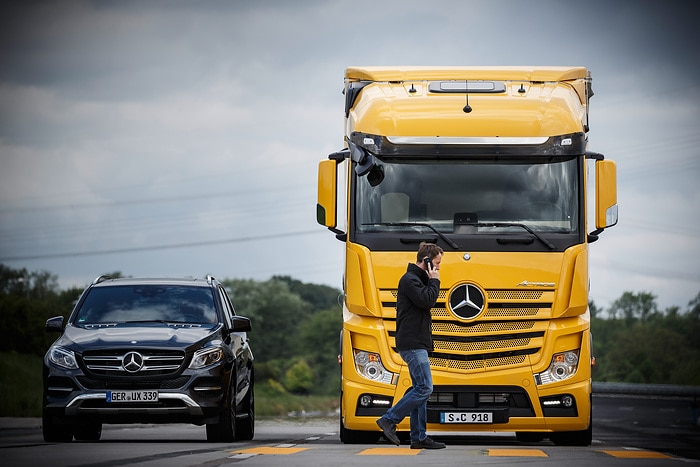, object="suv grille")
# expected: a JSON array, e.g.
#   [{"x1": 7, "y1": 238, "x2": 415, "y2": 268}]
[{"x1": 82, "y1": 350, "x2": 186, "y2": 376}]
